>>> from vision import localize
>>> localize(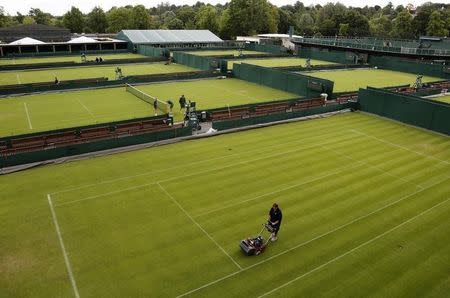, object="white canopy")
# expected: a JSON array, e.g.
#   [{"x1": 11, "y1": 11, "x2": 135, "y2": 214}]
[
  {"x1": 9, "y1": 37, "x2": 45, "y2": 45},
  {"x1": 68, "y1": 36, "x2": 97, "y2": 43}
]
